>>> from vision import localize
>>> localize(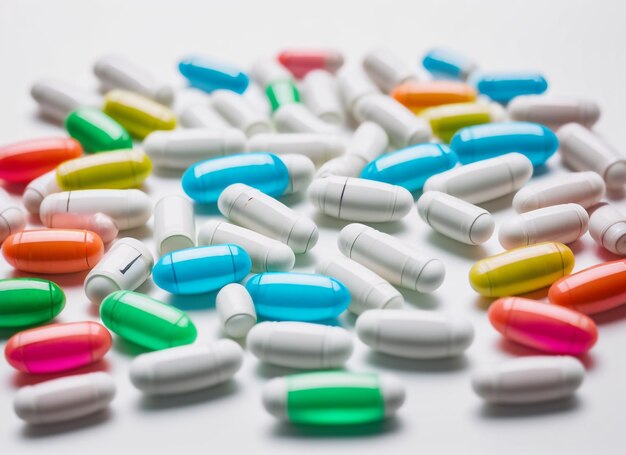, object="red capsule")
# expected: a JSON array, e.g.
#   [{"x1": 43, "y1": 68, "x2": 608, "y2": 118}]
[{"x1": 277, "y1": 49, "x2": 344, "y2": 79}]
